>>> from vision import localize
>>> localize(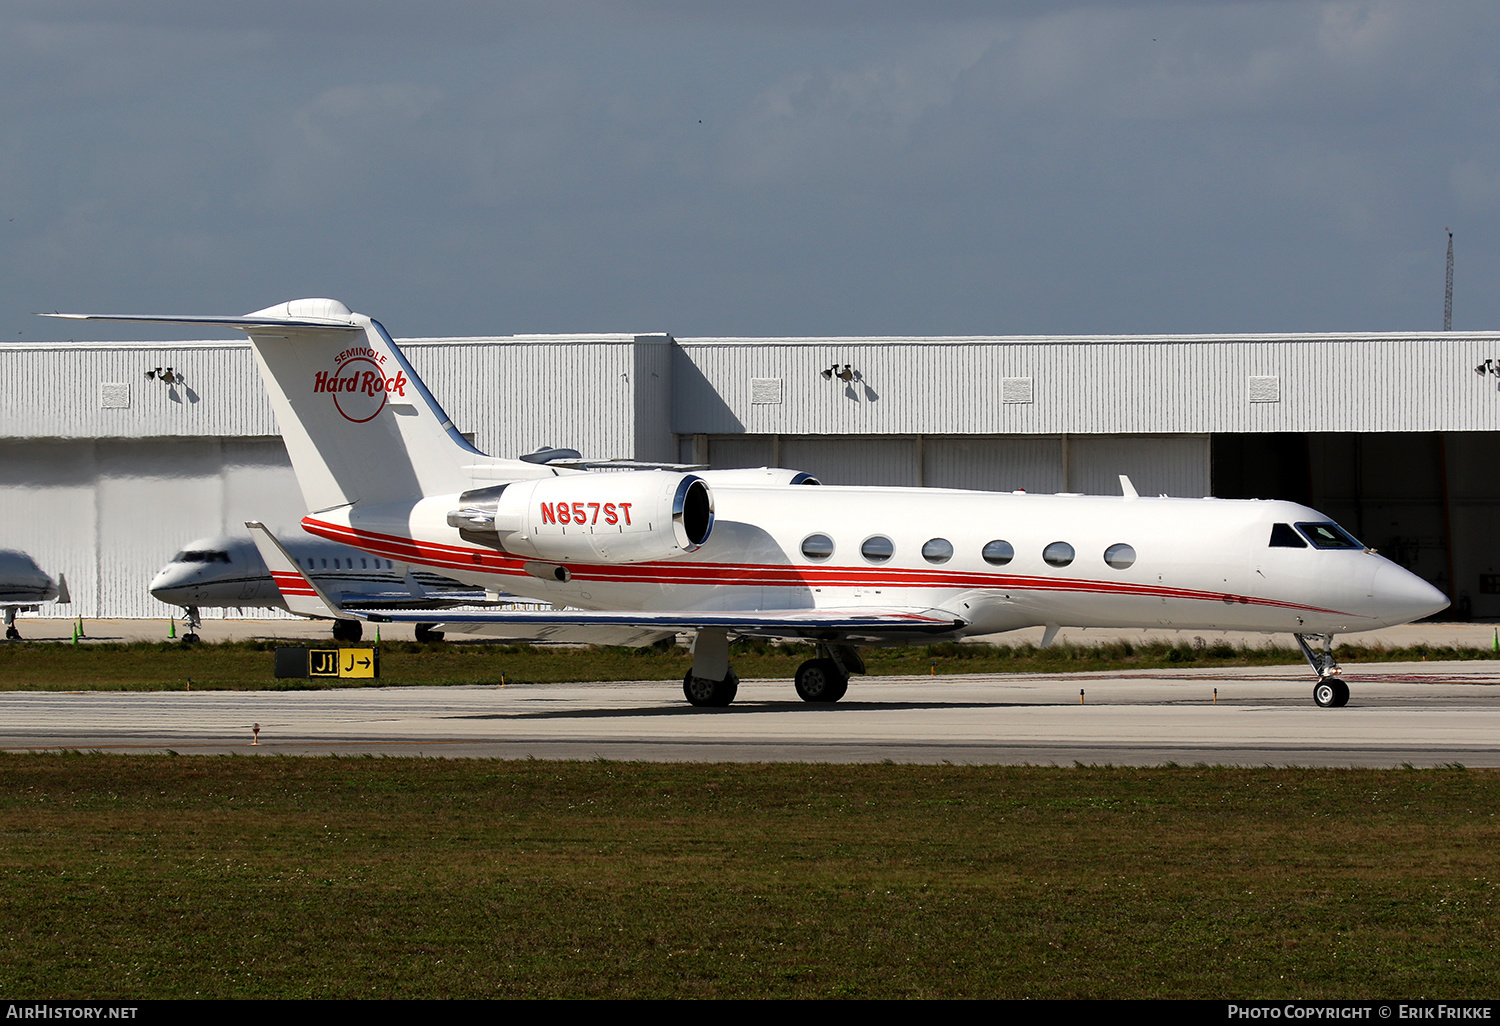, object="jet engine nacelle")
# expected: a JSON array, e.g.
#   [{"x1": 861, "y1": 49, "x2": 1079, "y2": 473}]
[{"x1": 447, "y1": 471, "x2": 713, "y2": 564}]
